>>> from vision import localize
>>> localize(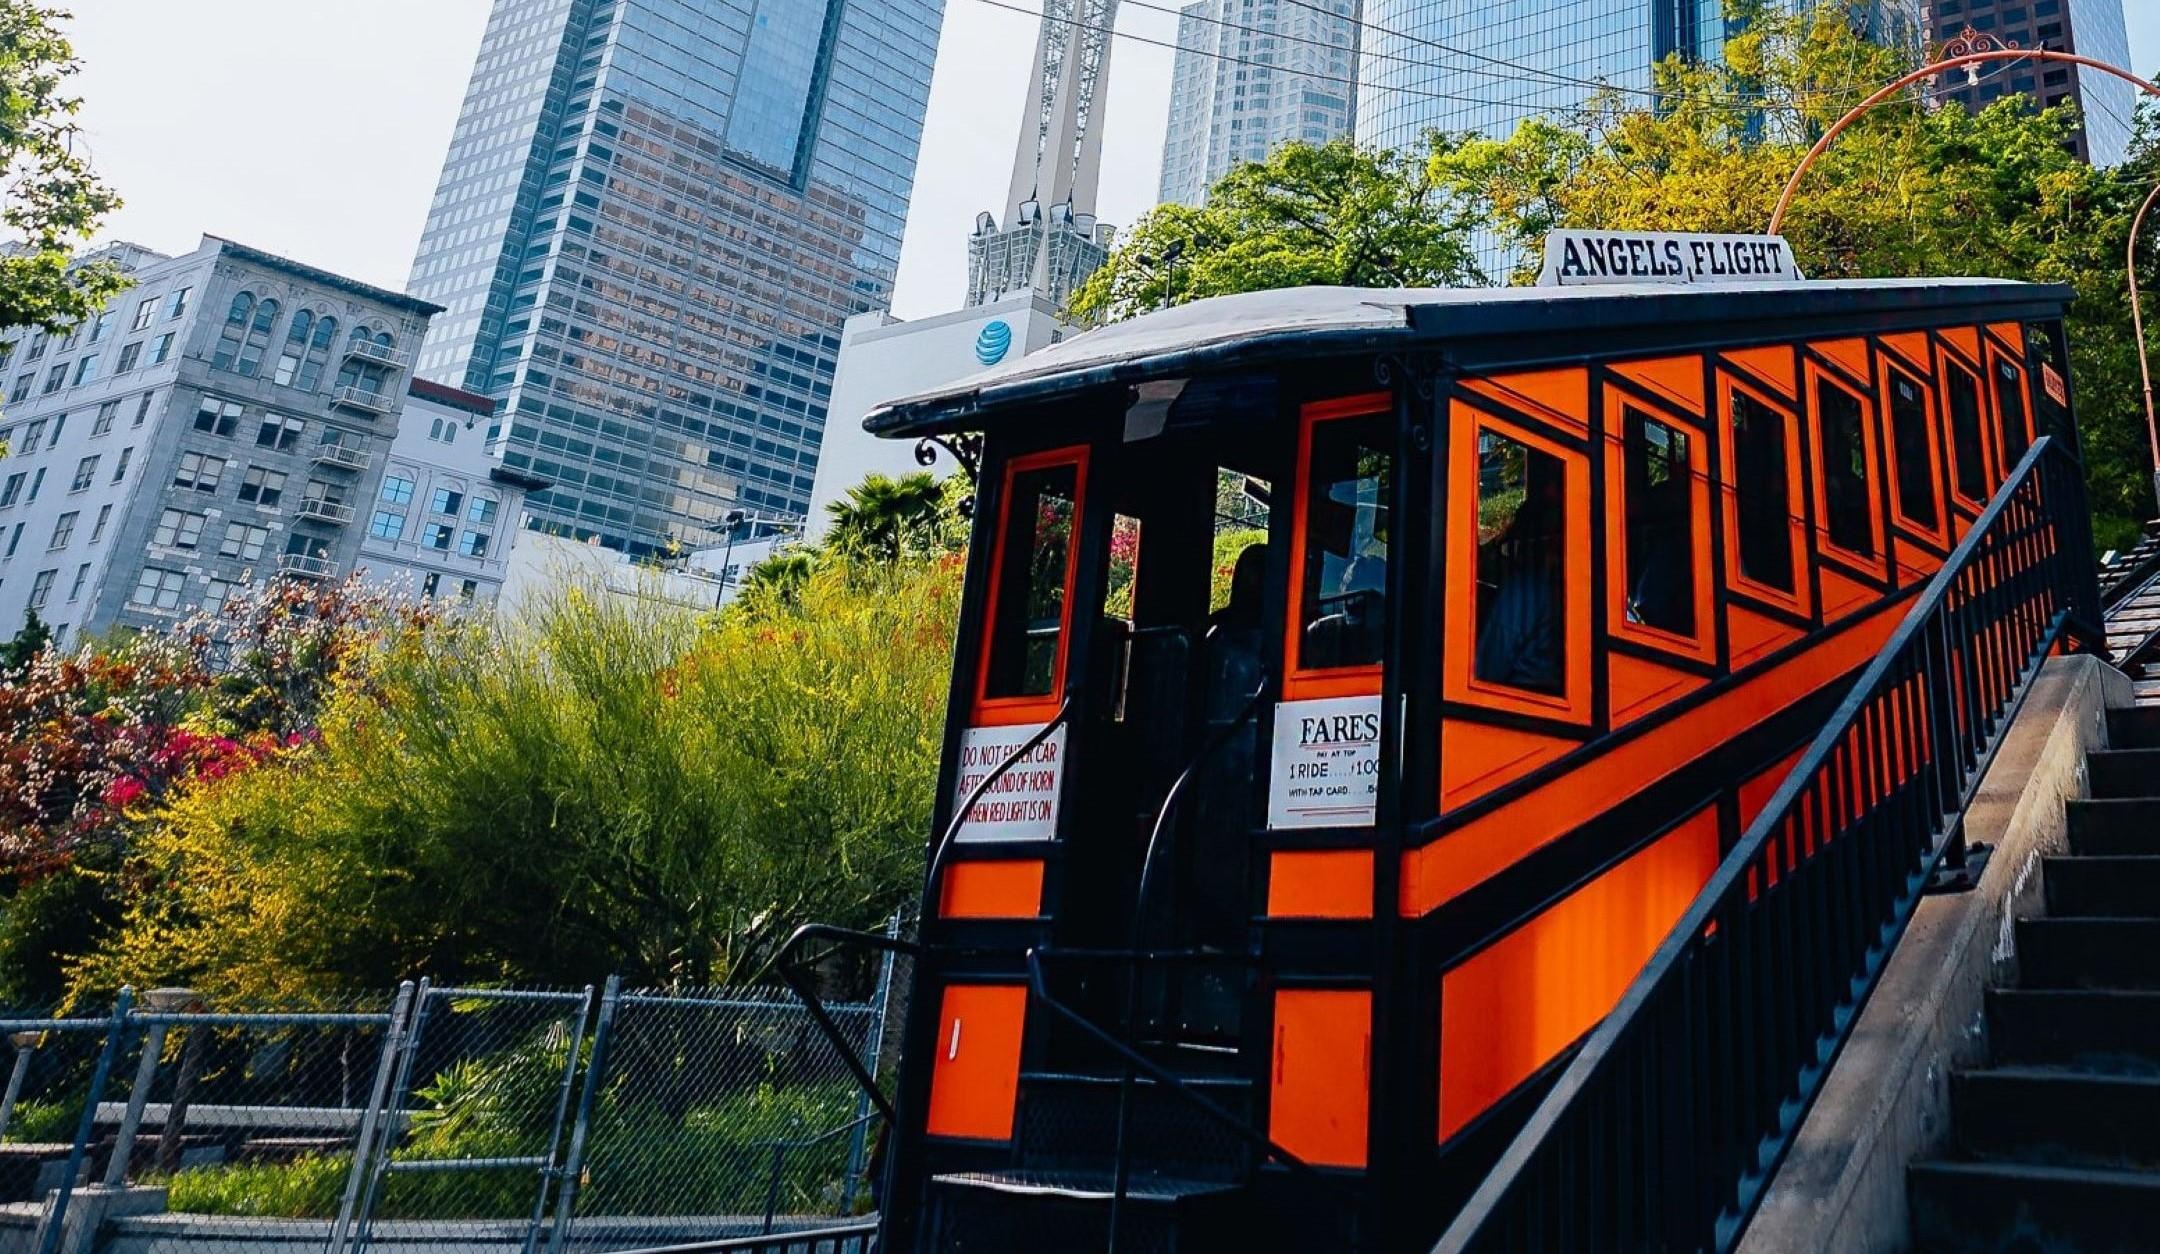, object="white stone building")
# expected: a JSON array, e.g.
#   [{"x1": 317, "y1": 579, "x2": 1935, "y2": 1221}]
[{"x1": 355, "y1": 379, "x2": 545, "y2": 604}]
